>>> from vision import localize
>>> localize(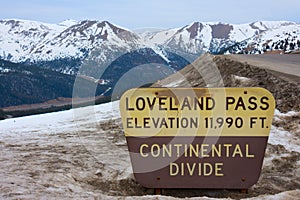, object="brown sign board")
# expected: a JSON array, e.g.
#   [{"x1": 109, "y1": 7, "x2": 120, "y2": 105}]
[{"x1": 120, "y1": 88, "x2": 275, "y2": 189}]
